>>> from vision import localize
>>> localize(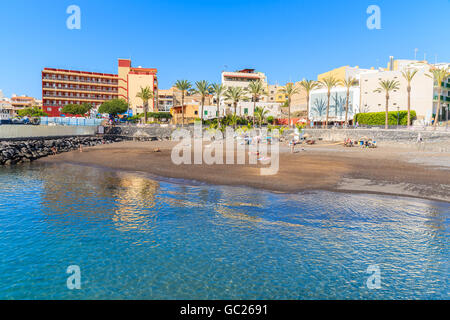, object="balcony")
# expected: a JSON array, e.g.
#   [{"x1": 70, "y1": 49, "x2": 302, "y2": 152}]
[
  {"x1": 43, "y1": 93, "x2": 115, "y2": 101},
  {"x1": 43, "y1": 85, "x2": 118, "y2": 94},
  {"x1": 42, "y1": 76, "x2": 118, "y2": 86}
]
